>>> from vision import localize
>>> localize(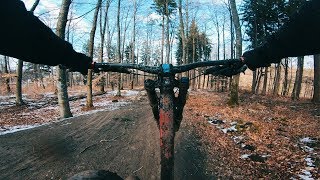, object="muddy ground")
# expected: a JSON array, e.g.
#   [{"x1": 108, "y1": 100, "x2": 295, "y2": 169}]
[
  {"x1": 0, "y1": 97, "x2": 209, "y2": 179},
  {"x1": 0, "y1": 90, "x2": 319, "y2": 179}
]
